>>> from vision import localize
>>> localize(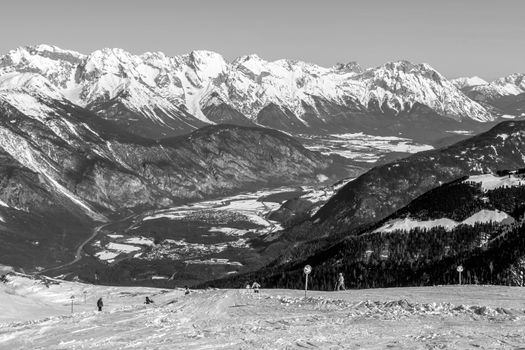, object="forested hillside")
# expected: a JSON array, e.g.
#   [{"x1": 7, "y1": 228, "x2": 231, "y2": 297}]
[{"x1": 204, "y1": 171, "x2": 525, "y2": 289}]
